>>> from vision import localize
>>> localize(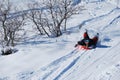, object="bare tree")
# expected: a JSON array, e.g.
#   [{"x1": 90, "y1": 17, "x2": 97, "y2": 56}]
[
  {"x1": 0, "y1": 0, "x2": 26, "y2": 46},
  {"x1": 27, "y1": 0, "x2": 82, "y2": 37},
  {"x1": 0, "y1": 0, "x2": 12, "y2": 42},
  {"x1": 5, "y1": 15, "x2": 25, "y2": 46},
  {"x1": 58, "y1": 0, "x2": 81, "y2": 31},
  {"x1": 27, "y1": 2, "x2": 50, "y2": 37},
  {"x1": 43, "y1": 0, "x2": 81, "y2": 37},
  {"x1": 43, "y1": 0, "x2": 63, "y2": 37}
]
